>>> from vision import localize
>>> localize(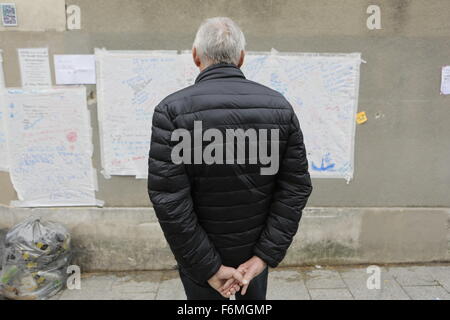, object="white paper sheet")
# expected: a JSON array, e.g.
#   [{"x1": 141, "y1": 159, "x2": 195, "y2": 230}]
[
  {"x1": 0, "y1": 49, "x2": 8, "y2": 171},
  {"x1": 95, "y1": 49, "x2": 362, "y2": 180},
  {"x1": 18, "y1": 48, "x2": 52, "y2": 88},
  {"x1": 2, "y1": 87, "x2": 102, "y2": 207},
  {"x1": 54, "y1": 54, "x2": 96, "y2": 85},
  {"x1": 95, "y1": 49, "x2": 187, "y2": 178},
  {"x1": 440, "y1": 65, "x2": 450, "y2": 95},
  {"x1": 243, "y1": 52, "x2": 362, "y2": 180}
]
